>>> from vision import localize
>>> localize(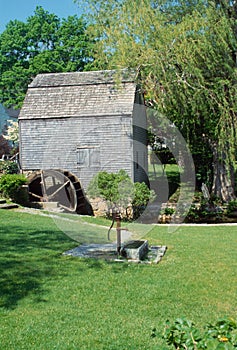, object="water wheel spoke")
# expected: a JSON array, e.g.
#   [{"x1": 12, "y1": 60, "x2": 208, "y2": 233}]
[
  {"x1": 47, "y1": 180, "x2": 70, "y2": 200},
  {"x1": 28, "y1": 191, "x2": 44, "y2": 200},
  {"x1": 40, "y1": 170, "x2": 48, "y2": 200},
  {"x1": 58, "y1": 203, "x2": 75, "y2": 212}
]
